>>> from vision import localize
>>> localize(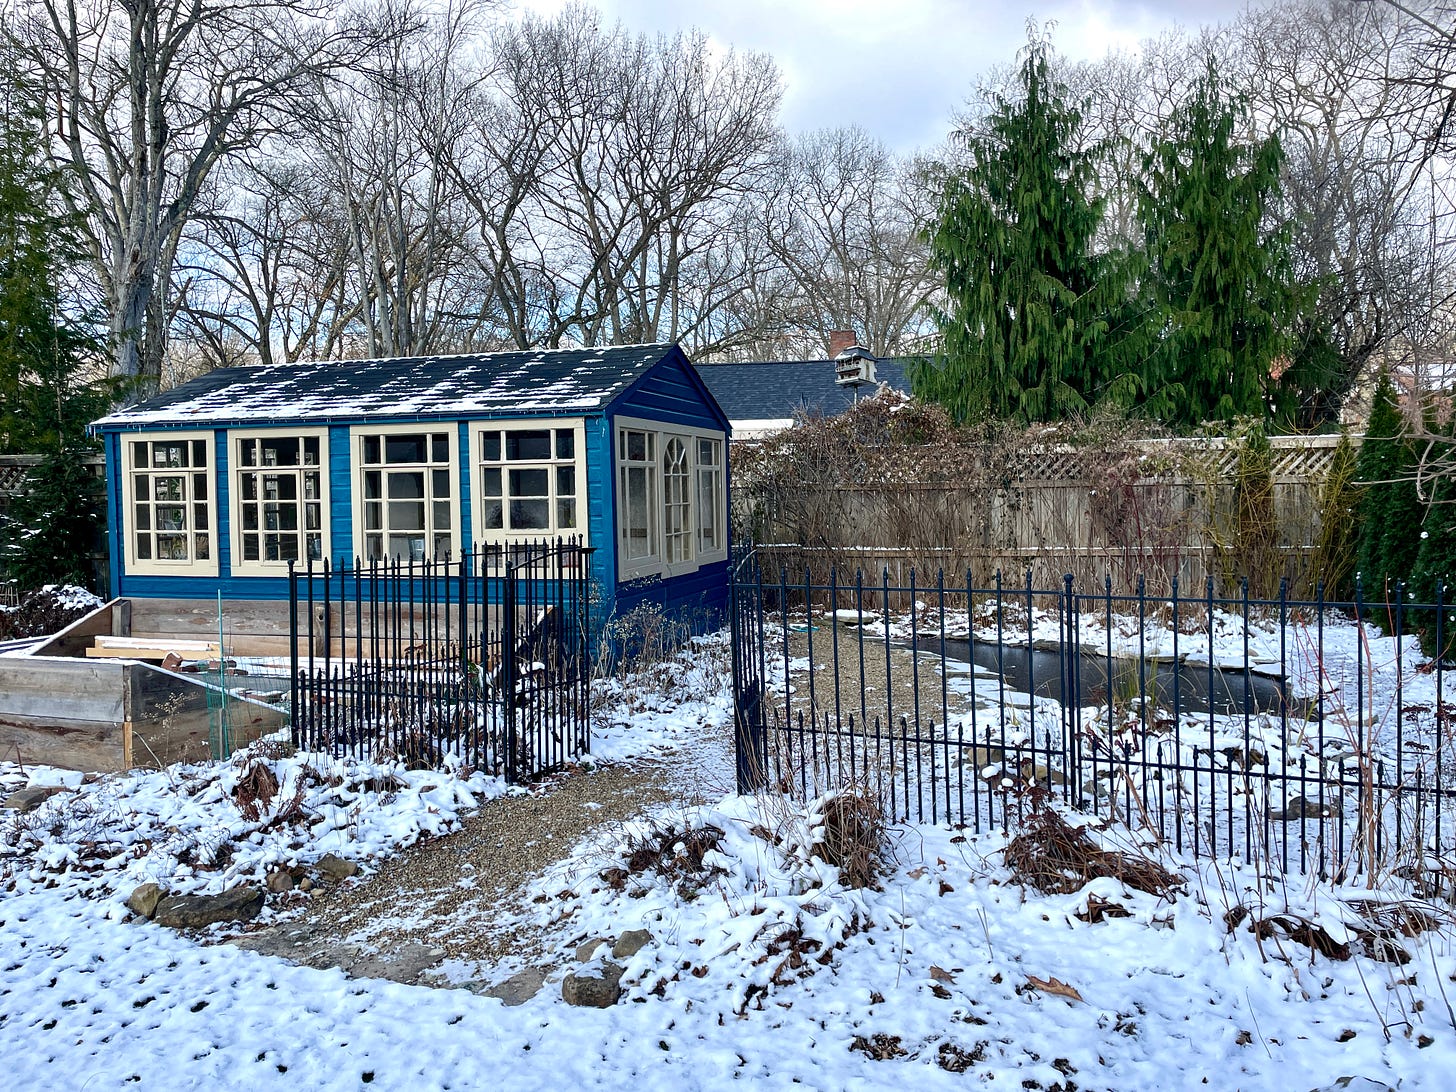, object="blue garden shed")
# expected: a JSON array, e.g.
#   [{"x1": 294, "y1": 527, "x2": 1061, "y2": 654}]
[{"x1": 92, "y1": 344, "x2": 731, "y2": 644}]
